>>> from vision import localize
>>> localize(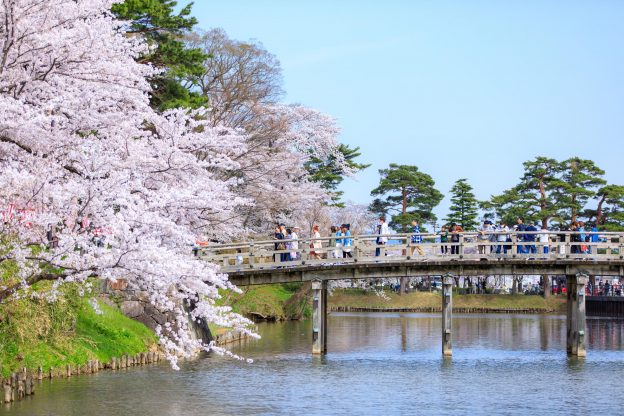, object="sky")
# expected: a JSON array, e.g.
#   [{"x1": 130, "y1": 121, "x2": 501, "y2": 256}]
[{"x1": 188, "y1": 0, "x2": 624, "y2": 224}]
